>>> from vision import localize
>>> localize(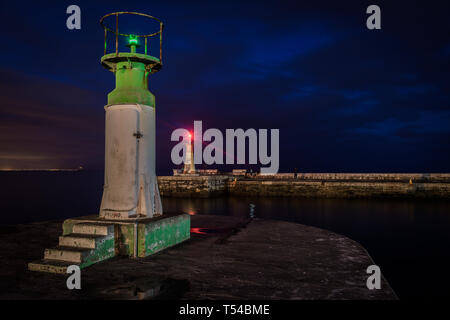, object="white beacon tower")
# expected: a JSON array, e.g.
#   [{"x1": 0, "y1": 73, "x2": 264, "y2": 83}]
[{"x1": 99, "y1": 12, "x2": 164, "y2": 219}]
